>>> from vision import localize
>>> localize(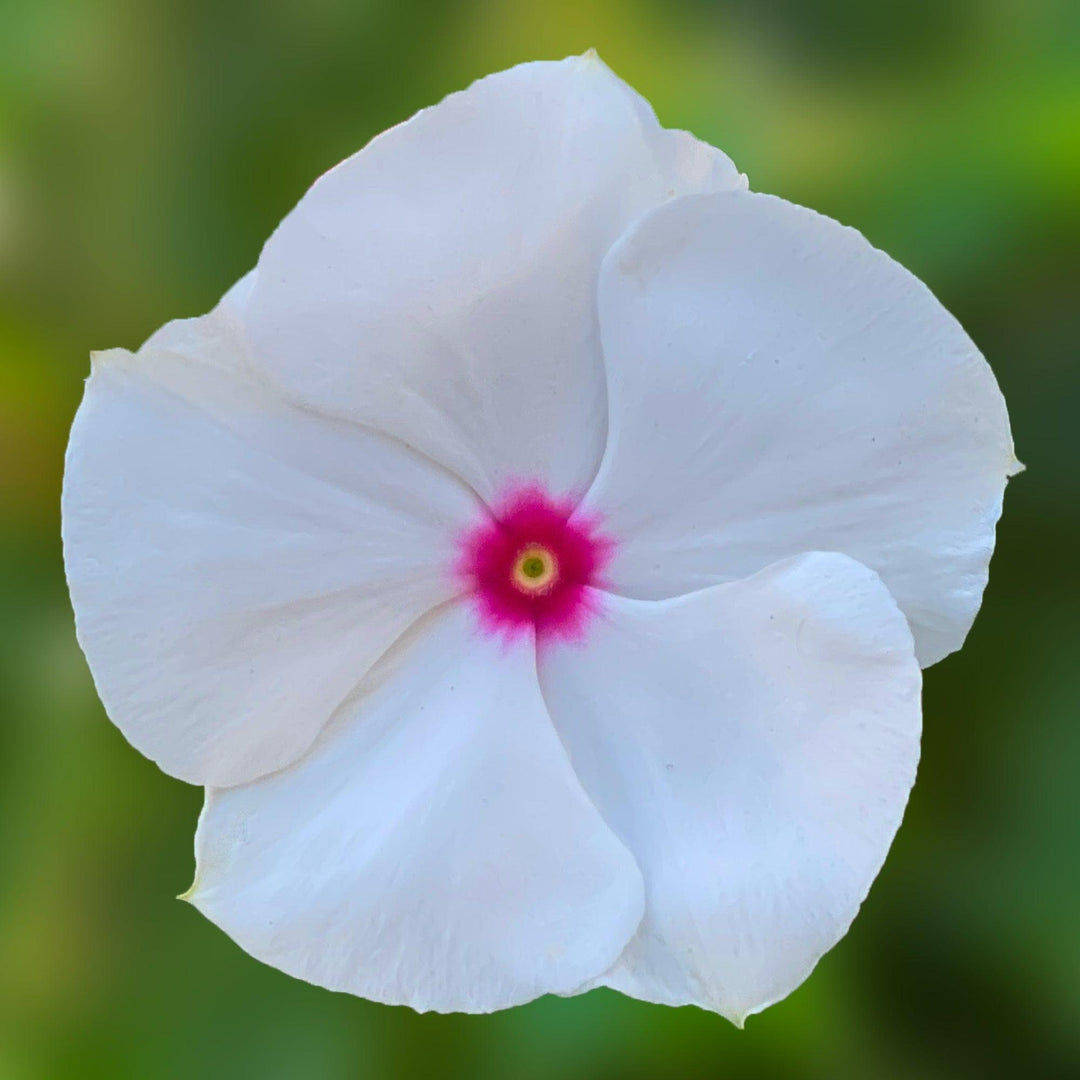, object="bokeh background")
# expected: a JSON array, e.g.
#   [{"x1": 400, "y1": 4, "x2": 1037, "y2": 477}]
[{"x1": 1, "y1": 0, "x2": 1078, "y2": 1077}]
